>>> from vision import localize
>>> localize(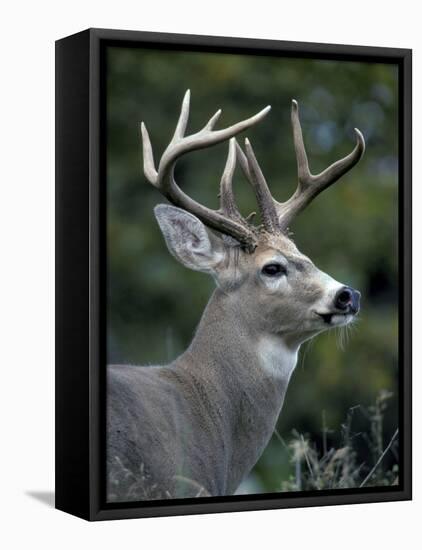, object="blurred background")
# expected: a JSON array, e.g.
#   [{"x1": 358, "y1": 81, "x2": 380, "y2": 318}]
[{"x1": 106, "y1": 46, "x2": 399, "y2": 494}]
